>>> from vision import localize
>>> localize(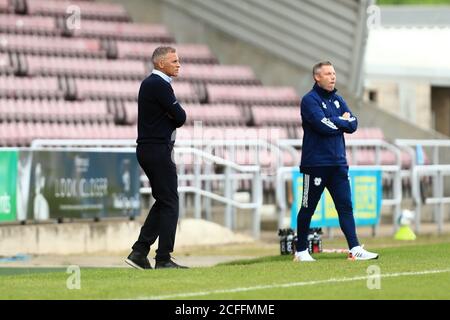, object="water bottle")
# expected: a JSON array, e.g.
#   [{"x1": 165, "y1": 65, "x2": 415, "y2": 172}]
[{"x1": 278, "y1": 229, "x2": 287, "y2": 255}]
